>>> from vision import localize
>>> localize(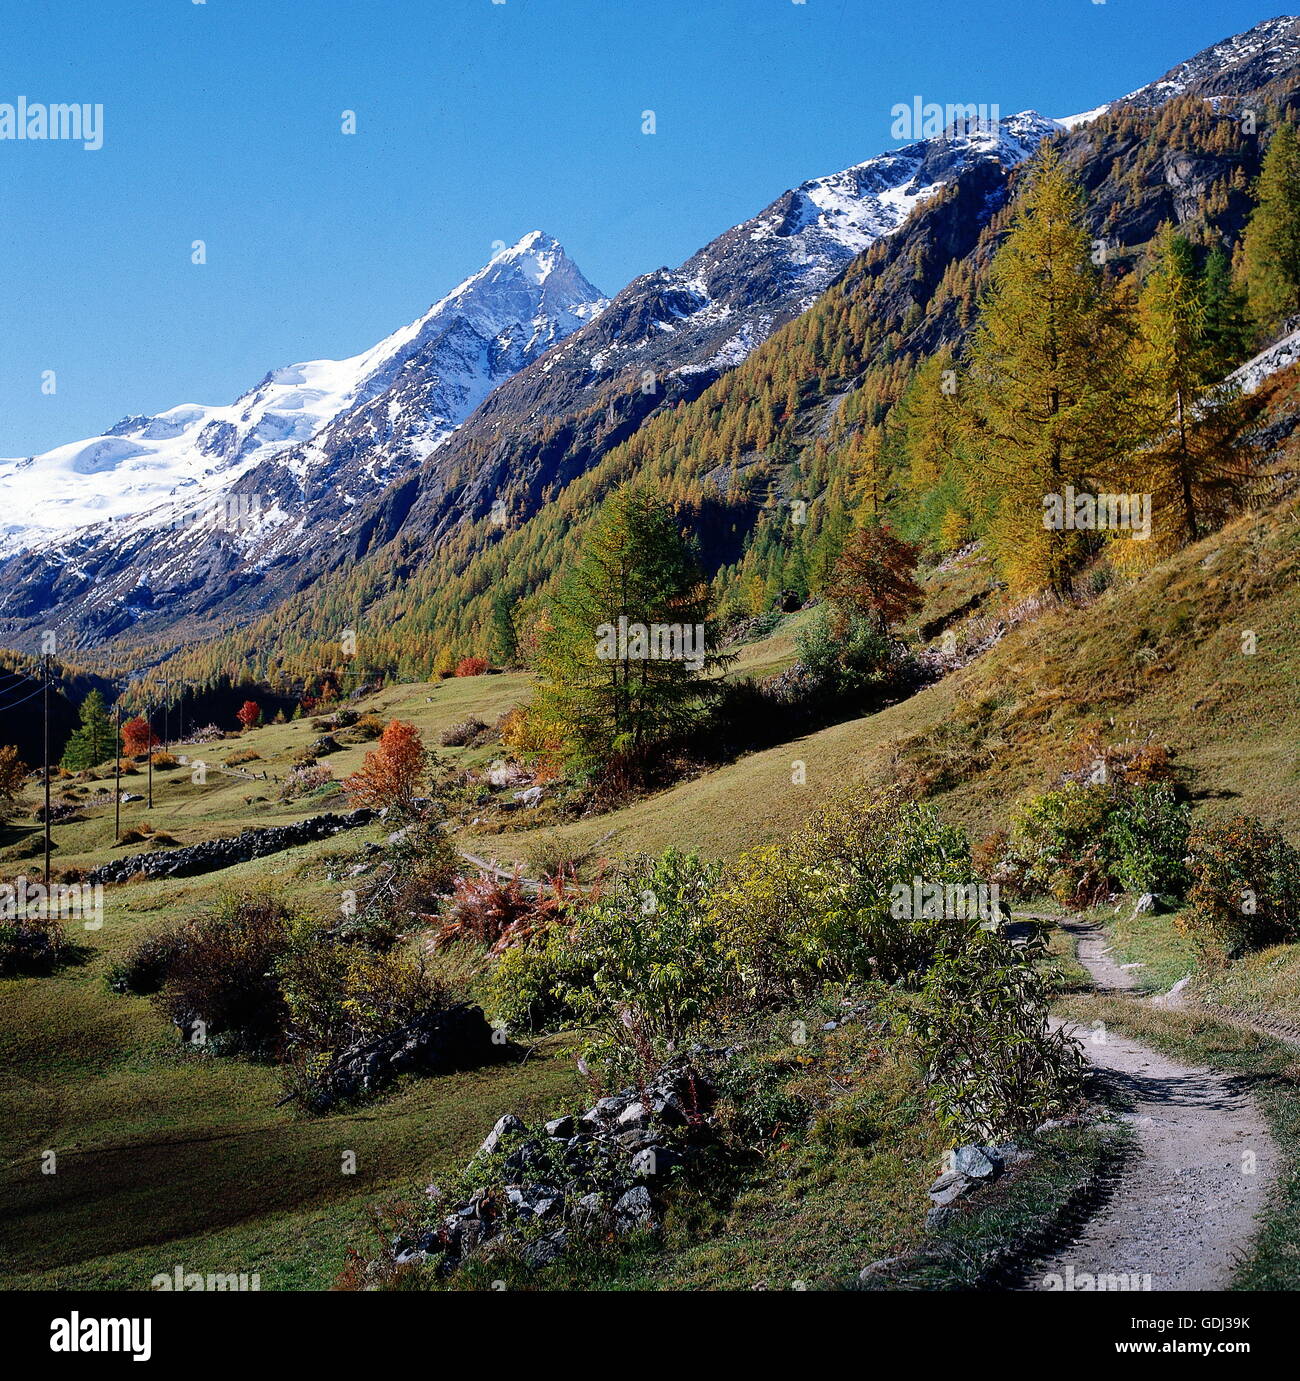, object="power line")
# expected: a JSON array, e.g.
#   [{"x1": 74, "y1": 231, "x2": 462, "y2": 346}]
[{"x1": 0, "y1": 683, "x2": 46, "y2": 713}]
